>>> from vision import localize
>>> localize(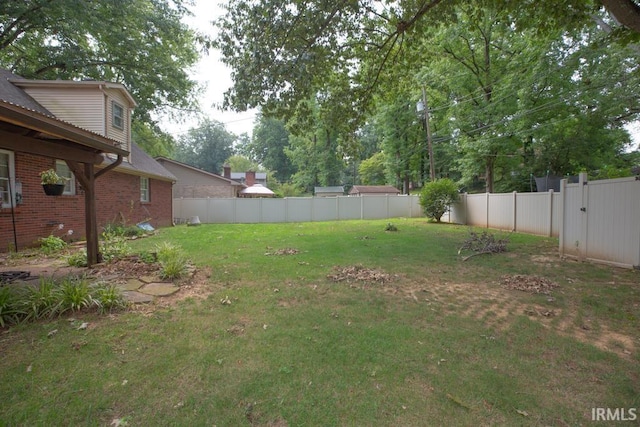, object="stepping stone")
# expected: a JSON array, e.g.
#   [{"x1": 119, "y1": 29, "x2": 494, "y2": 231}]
[
  {"x1": 139, "y1": 282, "x2": 180, "y2": 296},
  {"x1": 139, "y1": 275, "x2": 159, "y2": 284},
  {"x1": 118, "y1": 279, "x2": 145, "y2": 291},
  {"x1": 123, "y1": 291, "x2": 154, "y2": 303}
]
